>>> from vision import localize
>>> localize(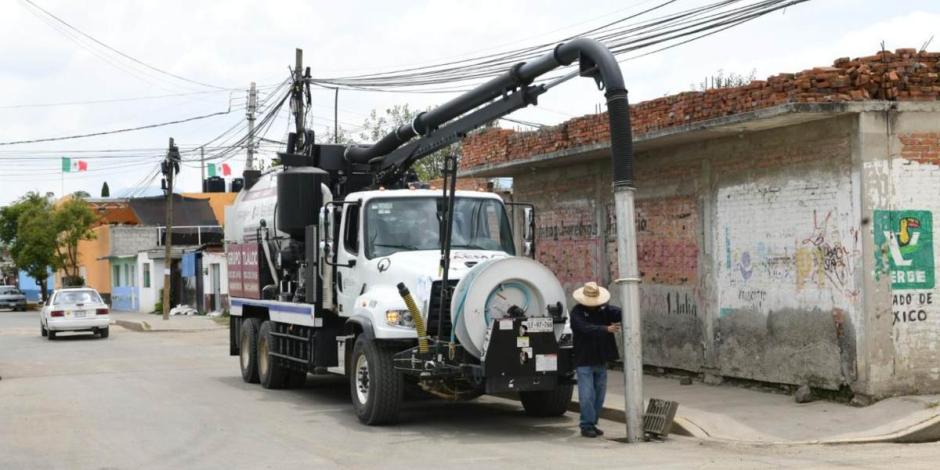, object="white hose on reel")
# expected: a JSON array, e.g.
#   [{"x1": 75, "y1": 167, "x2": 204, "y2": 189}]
[{"x1": 450, "y1": 257, "x2": 567, "y2": 358}]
